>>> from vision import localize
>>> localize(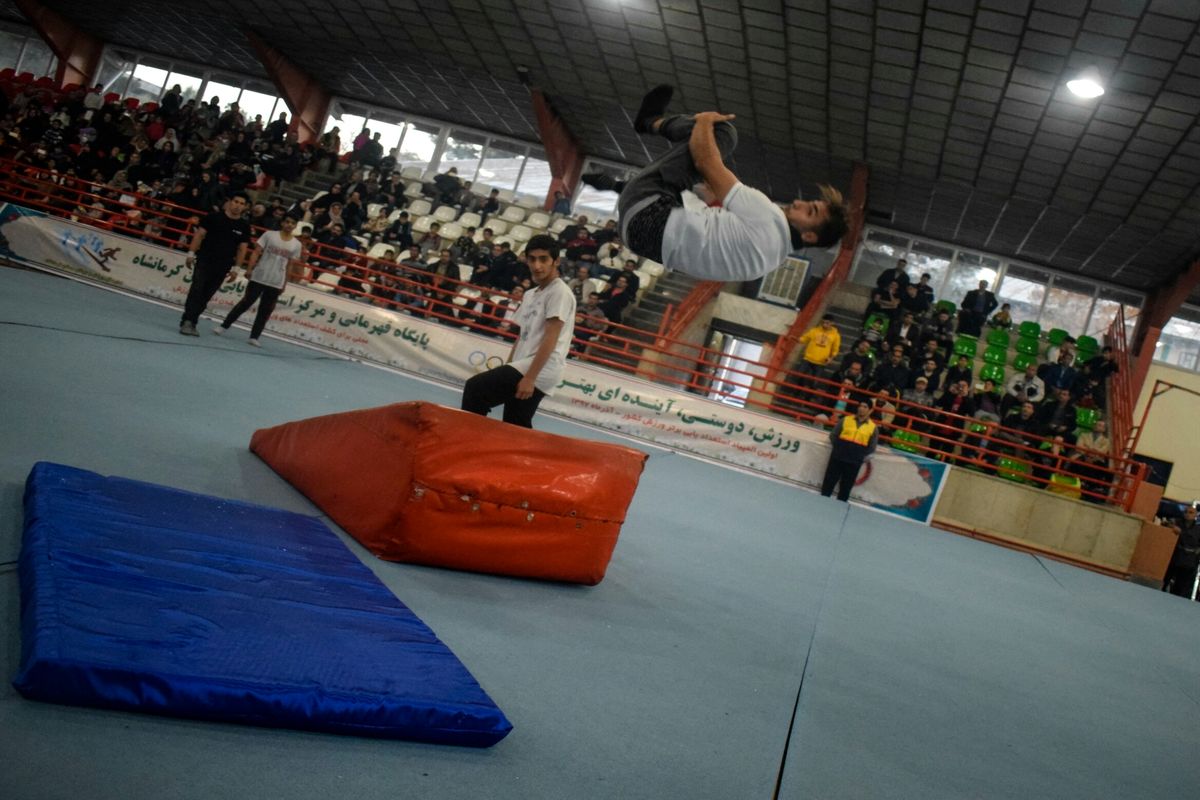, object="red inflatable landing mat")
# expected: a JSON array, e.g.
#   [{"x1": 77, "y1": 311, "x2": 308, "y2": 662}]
[{"x1": 250, "y1": 402, "x2": 648, "y2": 584}]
